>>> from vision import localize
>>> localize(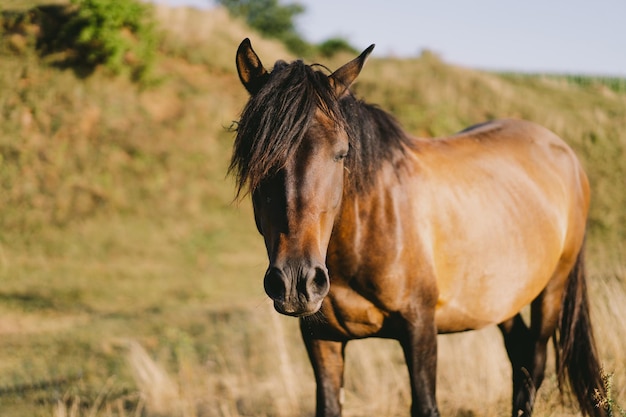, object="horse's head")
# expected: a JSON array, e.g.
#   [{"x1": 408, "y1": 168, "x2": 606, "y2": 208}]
[{"x1": 232, "y1": 39, "x2": 374, "y2": 317}]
